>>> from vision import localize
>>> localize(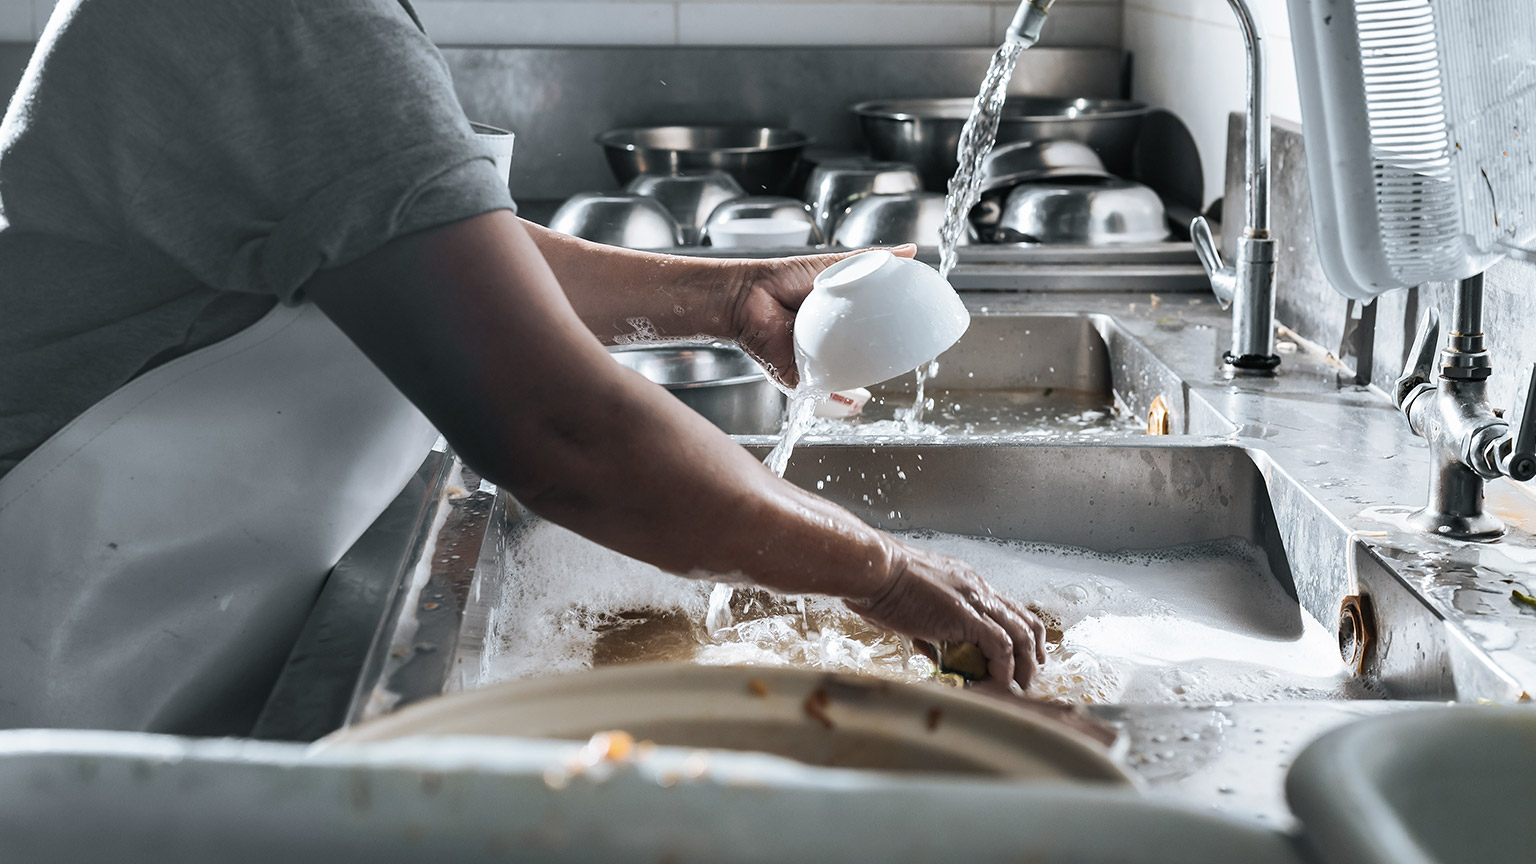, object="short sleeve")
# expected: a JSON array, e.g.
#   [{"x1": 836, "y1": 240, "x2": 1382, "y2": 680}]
[{"x1": 124, "y1": 0, "x2": 515, "y2": 303}]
